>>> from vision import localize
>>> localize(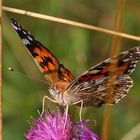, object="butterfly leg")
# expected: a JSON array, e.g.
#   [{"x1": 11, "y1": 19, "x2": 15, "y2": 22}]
[
  {"x1": 72, "y1": 100, "x2": 83, "y2": 121},
  {"x1": 40, "y1": 95, "x2": 57, "y2": 118},
  {"x1": 63, "y1": 104, "x2": 69, "y2": 131},
  {"x1": 79, "y1": 100, "x2": 83, "y2": 121}
]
